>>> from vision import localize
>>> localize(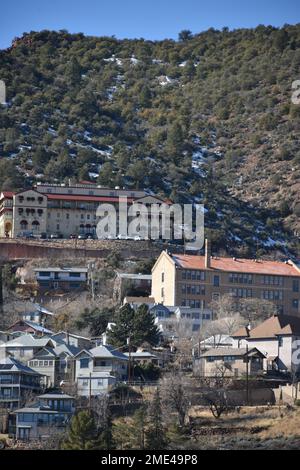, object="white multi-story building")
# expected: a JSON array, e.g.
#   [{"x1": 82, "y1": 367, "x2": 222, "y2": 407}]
[{"x1": 0, "y1": 182, "x2": 169, "y2": 238}]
